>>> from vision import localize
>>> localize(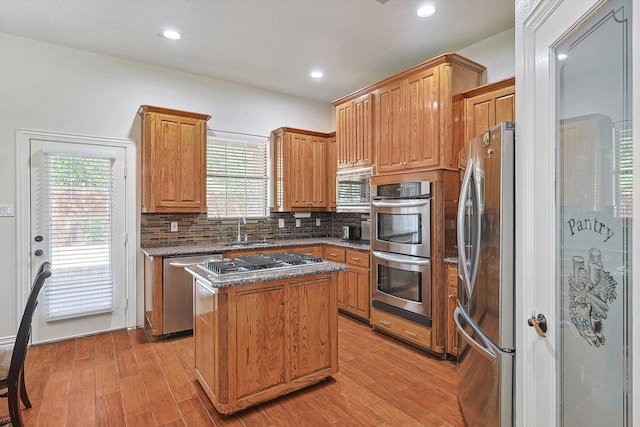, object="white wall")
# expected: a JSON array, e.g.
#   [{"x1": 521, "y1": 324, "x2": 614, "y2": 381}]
[
  {"x1": 457, "y1": 27, "x2": 515, "y2": 84},
  {"x1": 0, "y1": 32, "x2": 335, "y2": 340}
]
